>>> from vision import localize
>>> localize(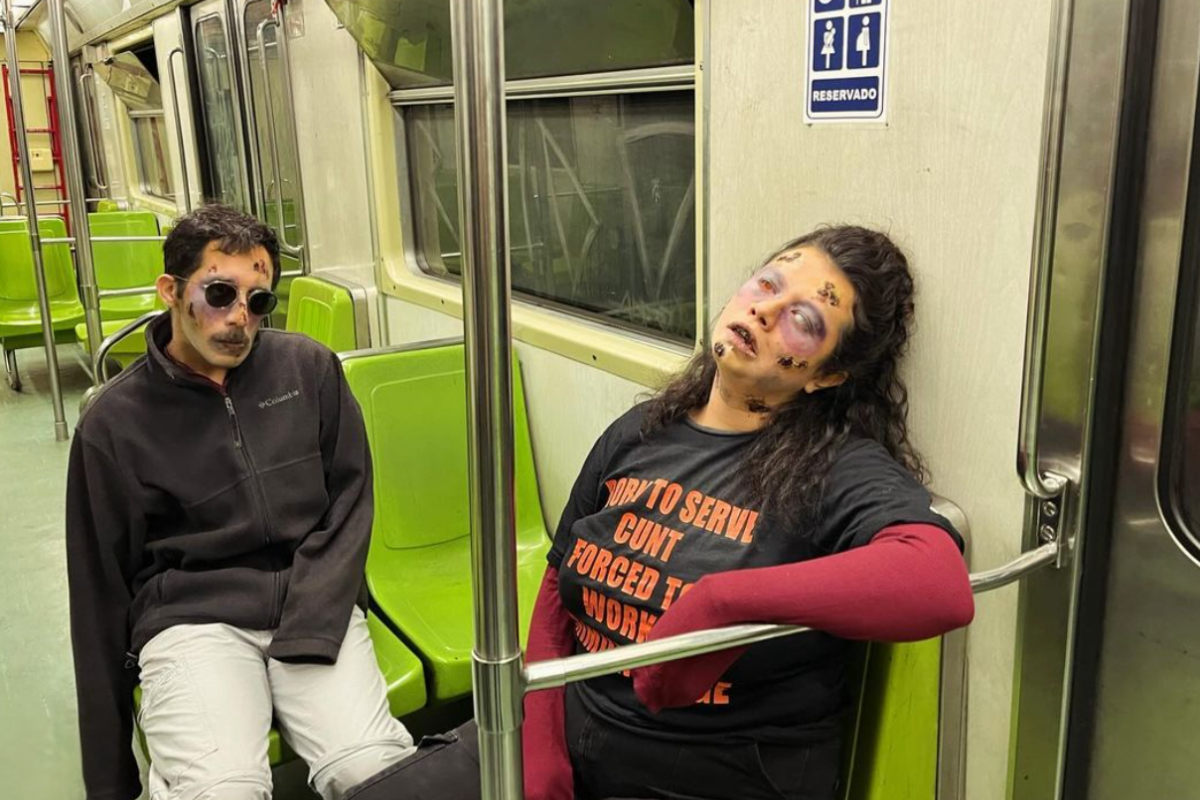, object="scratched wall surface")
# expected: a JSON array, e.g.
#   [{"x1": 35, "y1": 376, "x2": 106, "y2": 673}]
[{"x1": 706, "y1": 2, "x2": 1053, "y2": 798}]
